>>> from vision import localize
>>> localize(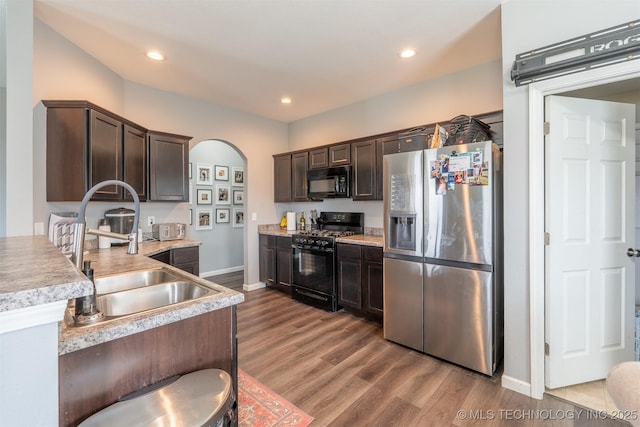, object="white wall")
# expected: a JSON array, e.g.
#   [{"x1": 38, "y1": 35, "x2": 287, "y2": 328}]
[
  {"x1": 5, "y1": 0, "x2": 32, "y2": 236},
  {"x1": 500, "y1": 0, "x2": 640, "y2": 390},
  {"x1": 189, "y1": 140, "x2": 245, "y2": 276},
  {"x1": 32, "y1": 18, "x2": 289, "y2": 286}
]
